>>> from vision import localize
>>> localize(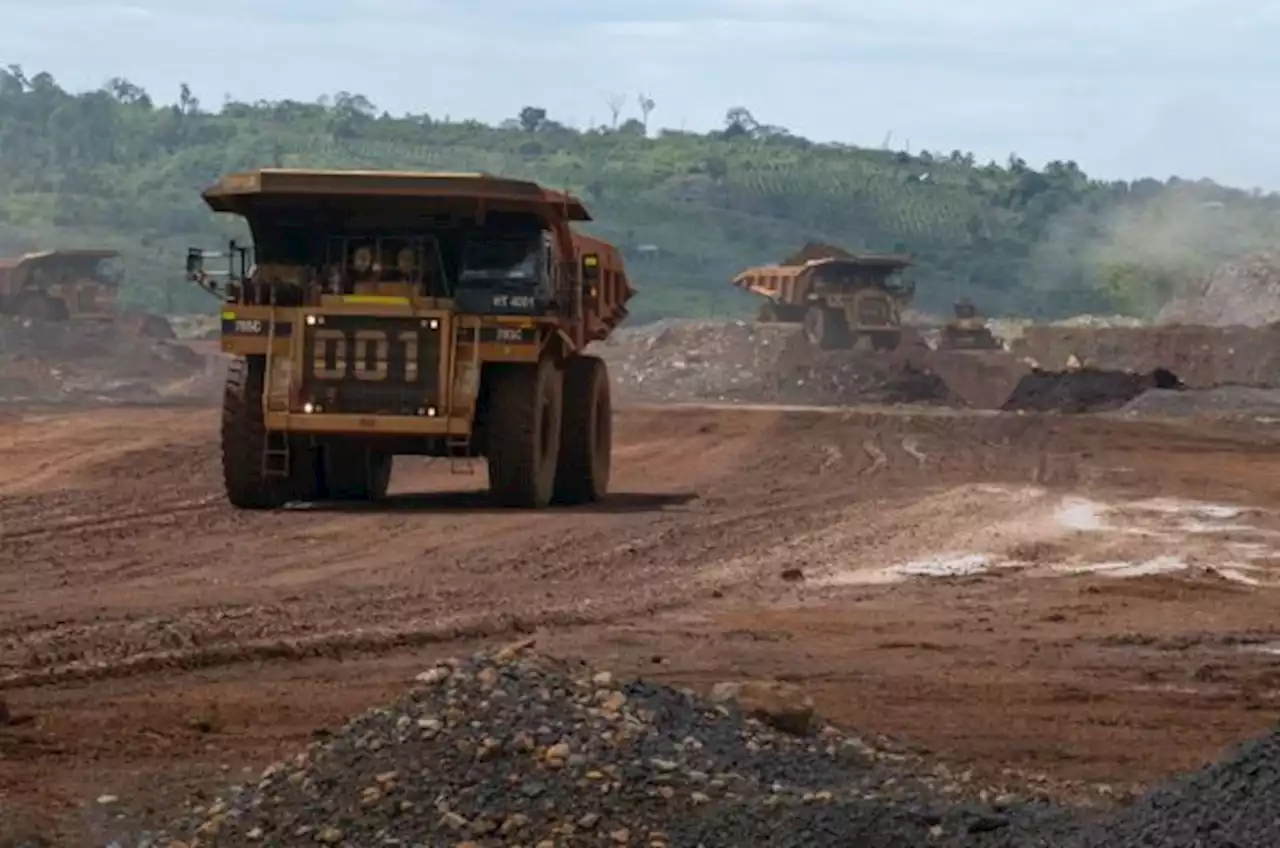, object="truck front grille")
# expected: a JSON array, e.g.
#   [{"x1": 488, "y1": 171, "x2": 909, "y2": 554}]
[{"x1": 299, "y1": 315, "x2": 443, "y2": 415}]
